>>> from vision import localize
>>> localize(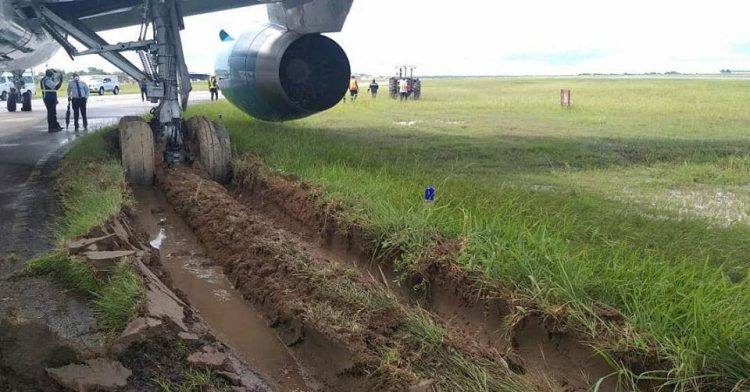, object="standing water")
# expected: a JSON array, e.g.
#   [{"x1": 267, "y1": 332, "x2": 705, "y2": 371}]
[{"x1": 132, "y1": 187, "x2": 311, "y2": 391}]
